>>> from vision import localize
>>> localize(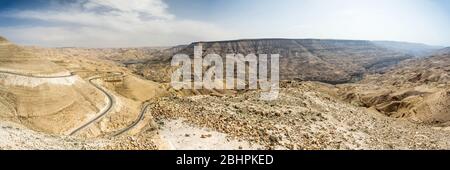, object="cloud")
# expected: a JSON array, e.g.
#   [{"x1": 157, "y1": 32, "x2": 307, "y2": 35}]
[
  {"x1": 83, "y1": 0, "x2": 174, "y2": 19},
  {"x1": 0, "y1": 0, "x2": 236, "y2": 47}
]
